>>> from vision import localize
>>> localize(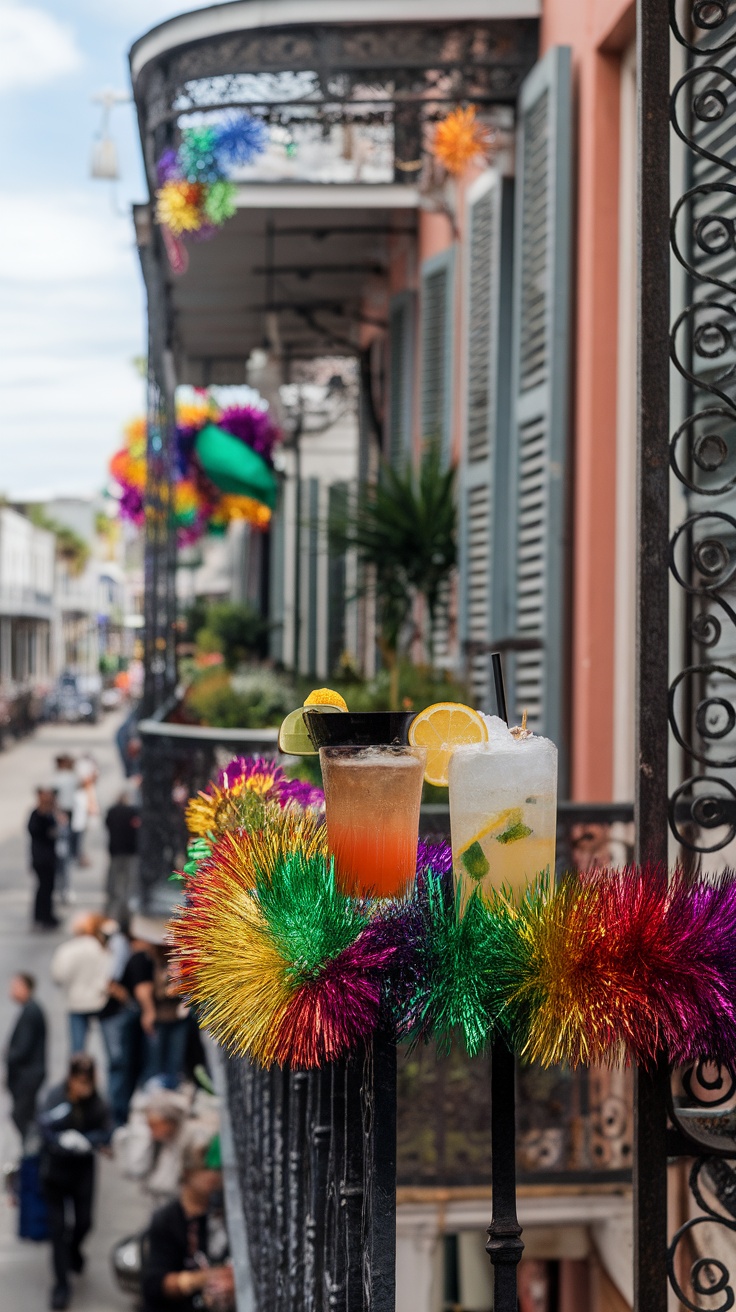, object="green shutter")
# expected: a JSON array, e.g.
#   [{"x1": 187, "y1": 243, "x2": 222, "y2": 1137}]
[
  {"x1": 507, "y1": 46, "x2": 572, "y2": 761},
  {"x1": 421, "y1": 249, "x2": 455, "y2": 458},
  {"x1": 459, "y1": 172, "x2": 515, "y2": 709},
  {"x1": 388, "y1": 292, "x2": 416, "y2": 468}
]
